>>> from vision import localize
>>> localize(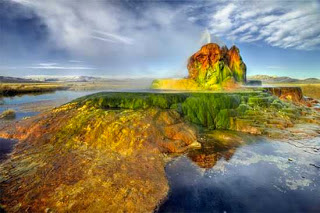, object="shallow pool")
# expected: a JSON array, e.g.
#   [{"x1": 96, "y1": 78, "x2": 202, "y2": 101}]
[
  {"x1": 158, "y1": 137, "x2": 320, "y2": 213},
  {"x1": 0, "y1": 90, "x2": 104, "y2": 120}
]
